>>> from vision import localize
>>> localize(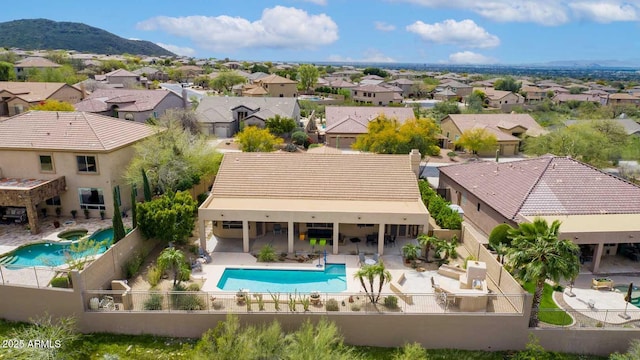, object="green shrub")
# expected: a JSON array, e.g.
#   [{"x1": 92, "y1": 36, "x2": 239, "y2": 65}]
[
  {"x1": 325, "y1": 298, "x2": 340, "y2": 311},
  {"x1": 257, "y1": 244, "x2": 277, "y2": 262},
  {"x1": 488, "y1": 224, "x2": 514, "y2": 250},
  {"x1": 50, "y1": 276, "x2": 70, "y2": 288},
  {"x1": 350, "y1": 303, "x2": 361, "y2": 312},
  {"x1": 418, "y1": 180, "x2": 461, "y2": 230},
  {"x1": 196, "y1": 192, "x2": 209, "y2": 206},
  {"x1": 144, "y1": 293, "x2": 164, "y2": 310},
  {"x1": 124, "y1": 252, "x2": 145, "y2": 279},
  {"x1": 187, "y1": 283, "x2": 201, "y2": 291},
  {"x1": 171, "y1": 284, "x2": 205, "y2": 311},
  {"x1": 146, "y1": 265, "x2": 163, "y2": 287},
  {"x1": 384, "y1": 295, "x2": 398, "y2": 309}
]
